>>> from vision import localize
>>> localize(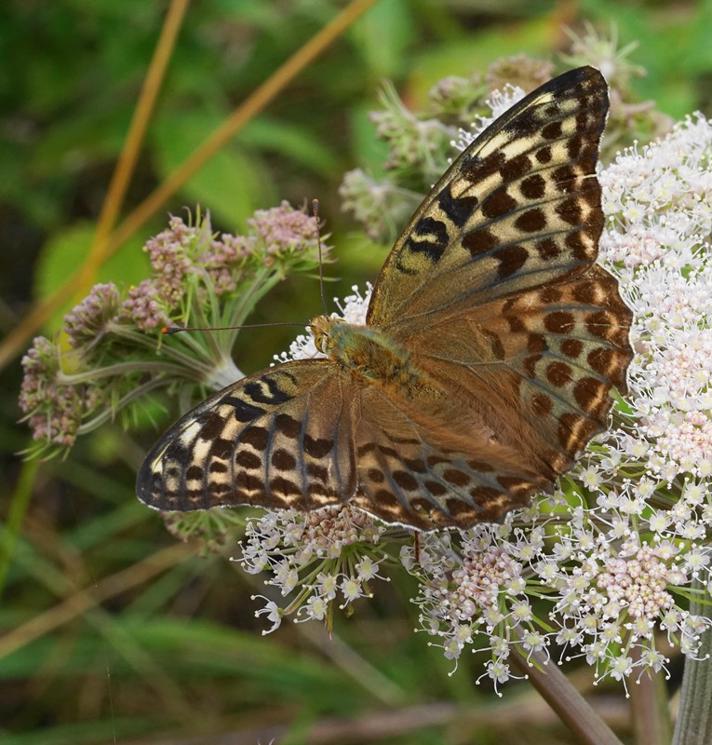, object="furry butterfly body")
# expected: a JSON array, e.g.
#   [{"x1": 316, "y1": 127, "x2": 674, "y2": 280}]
[{"x1": 137, "y1": 66, "x2": 633, "y2": 530}]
